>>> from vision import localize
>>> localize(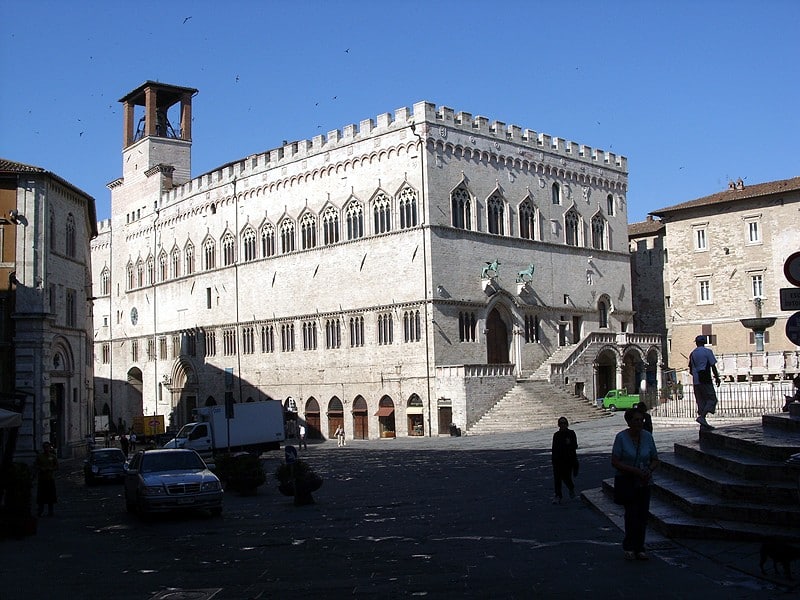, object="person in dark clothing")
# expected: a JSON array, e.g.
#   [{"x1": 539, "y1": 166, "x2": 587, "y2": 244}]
[
  {"x1": 551, "y1": 416, "x2": 578, "y2": 504},
  {"x1": 635, "y1": 402, "x2": 653, "y2": 434},
  {"x1": 35, "y1": 442, "x2": 58, "y2": 517}
]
